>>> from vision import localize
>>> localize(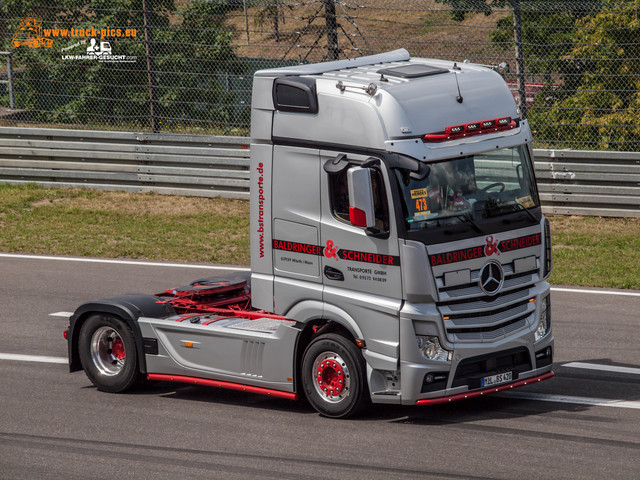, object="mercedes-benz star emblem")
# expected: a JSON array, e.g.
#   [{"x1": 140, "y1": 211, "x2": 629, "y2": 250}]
[{"x1": 479, "y1": 260, "x2": 504, "y2": 295}]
